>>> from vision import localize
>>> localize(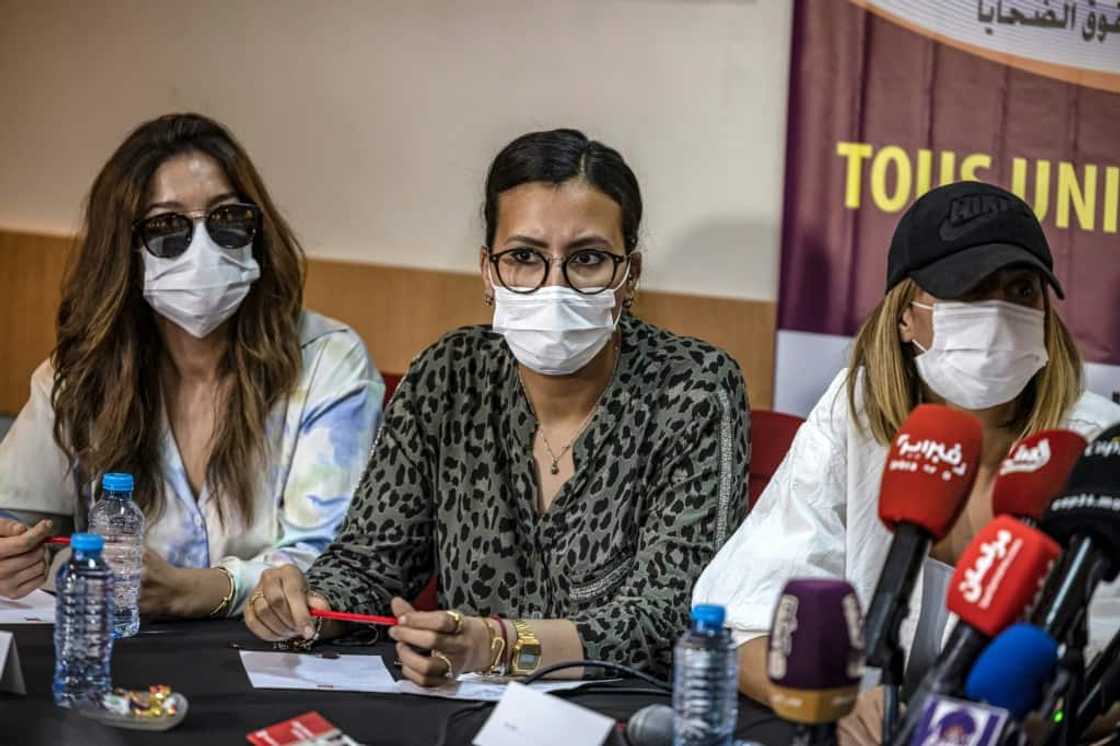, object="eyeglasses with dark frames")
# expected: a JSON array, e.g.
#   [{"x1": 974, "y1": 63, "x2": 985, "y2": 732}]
[
  {"x1": 134, "y1": 202, "x2": 262, "y2": 259},
  {"x1": 487, "y1": 247, "x2": 630, "y2": 295}
]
